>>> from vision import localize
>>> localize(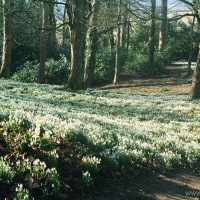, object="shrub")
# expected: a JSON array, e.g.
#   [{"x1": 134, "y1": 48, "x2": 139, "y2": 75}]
[
  {"x1": 12, "y1": 61, "x2": 38, "y2": 83},
  {"x1": 123, "y1": 52, "x2": 149, "y2": 75},
  {"x1": 93, "y1": 47, "x2": 115, "y2": 84},
  {"x1": 123, "y1": 50, "x2": 172, "y2": 75},
  {"x1": 12, "y1": 57, "x2": 69, "y2": 85},
  {"x1": 45, "y1": 58, "x2": 69, "y2": 85}
]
